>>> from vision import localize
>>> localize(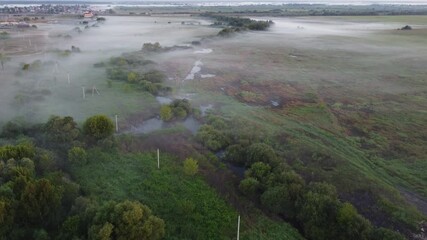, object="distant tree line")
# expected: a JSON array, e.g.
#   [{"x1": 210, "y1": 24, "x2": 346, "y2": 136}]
[{"x1": 202, "y1": 14, "x2": 273, "y2": 37}]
